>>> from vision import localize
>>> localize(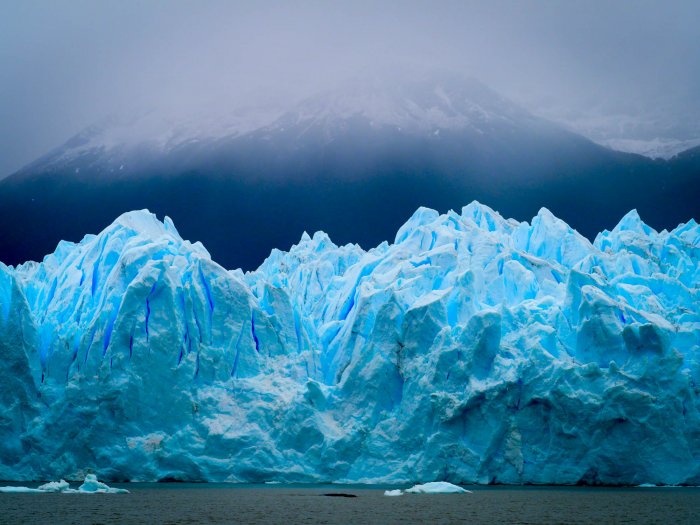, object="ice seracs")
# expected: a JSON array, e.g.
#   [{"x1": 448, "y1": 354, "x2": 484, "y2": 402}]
[{"x1": 0, "y1": 202, "x2": 698, "y2": 485}]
